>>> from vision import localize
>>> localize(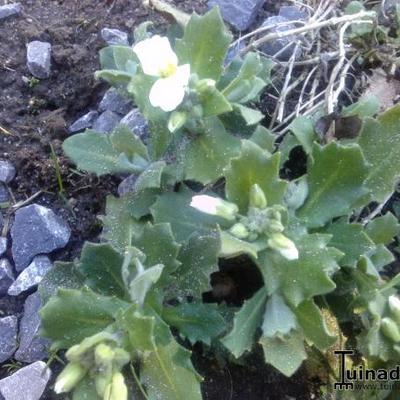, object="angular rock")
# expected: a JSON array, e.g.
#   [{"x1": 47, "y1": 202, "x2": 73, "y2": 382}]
[
  {"x1": 0, "y1": 361, "x2": 51, "y2": 400},
  {"x1": 68, "y1": 110, "x2": 98, "y2": 133},
  {"x1": 26, "y1": 41, "x2": 51, "y2": 79},
  {"x1": 0, "y1": 3, "x2": 21, "y2": 20},
  {"x1": 92, "y1": 110, "x2": 121, "y2": 133},
  {"x1": 279, "y1": 6, "x2": 308, "y2": 21},
  {"x1": 11, "y1": 204, "x2": 70, "y2": 272},
  {"x1": 0, "y1": 316, "x2": 18, "y2": 363},
  {"x1": 0, "y1": 259, "x2": 14, "y2": 296},
  {"x1": 99, "y1": 88, "x2": 133, "y2": 115},
  {"x1": 0, "y1": 183, "x2": 9, "y2": 203},
  {"x1": 14, "y1": 292, "x2": 49, "y2": 363},
  {"x1": 0, "y1": 160, "x2": 16, "y2": 183},
  {"x1": 101, "y1": 27, "x2": 129, "y2": 46},
  {"x1": 0, "y1": 237, "x2": 7, "y2": 257},
  {"x1": 118, "y1": 174, "x2": 138, "y2": 196},
  {"x1": 120, "y1": 108, "x2": 149, "y2": 138},
  {"x1": 208, "y1": 0, "x2": 265, "y2": 31},
  {"x1": 8, "y1": 256, "x2": 52, "y2": 296},
  {"x1": 259, "y1": 16, "x2": 299, "y2": 61}
]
